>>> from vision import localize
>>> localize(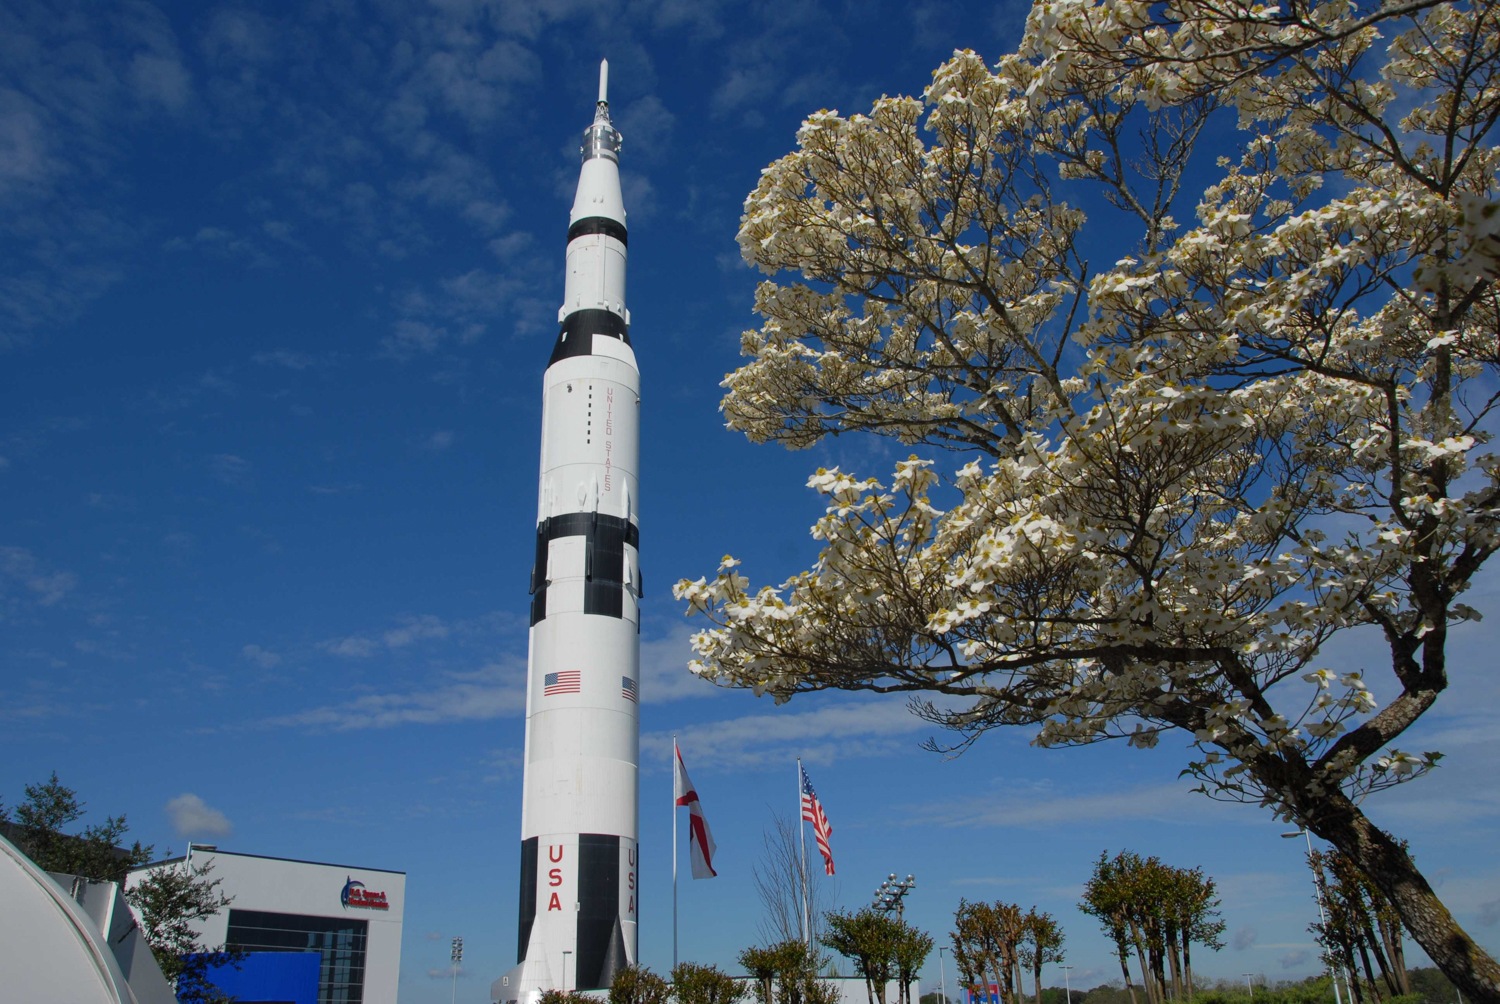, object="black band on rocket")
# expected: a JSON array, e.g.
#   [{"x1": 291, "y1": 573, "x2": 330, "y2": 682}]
[
  {"x1": 567, "y1": 217, "x2": 628, "y2": 246},
  {"x1": 530, "y1": 513, "x2": 639, "y2": 625},
  {"x1": 549, "y1": 309, "x2": 631, "y2": 366}
]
